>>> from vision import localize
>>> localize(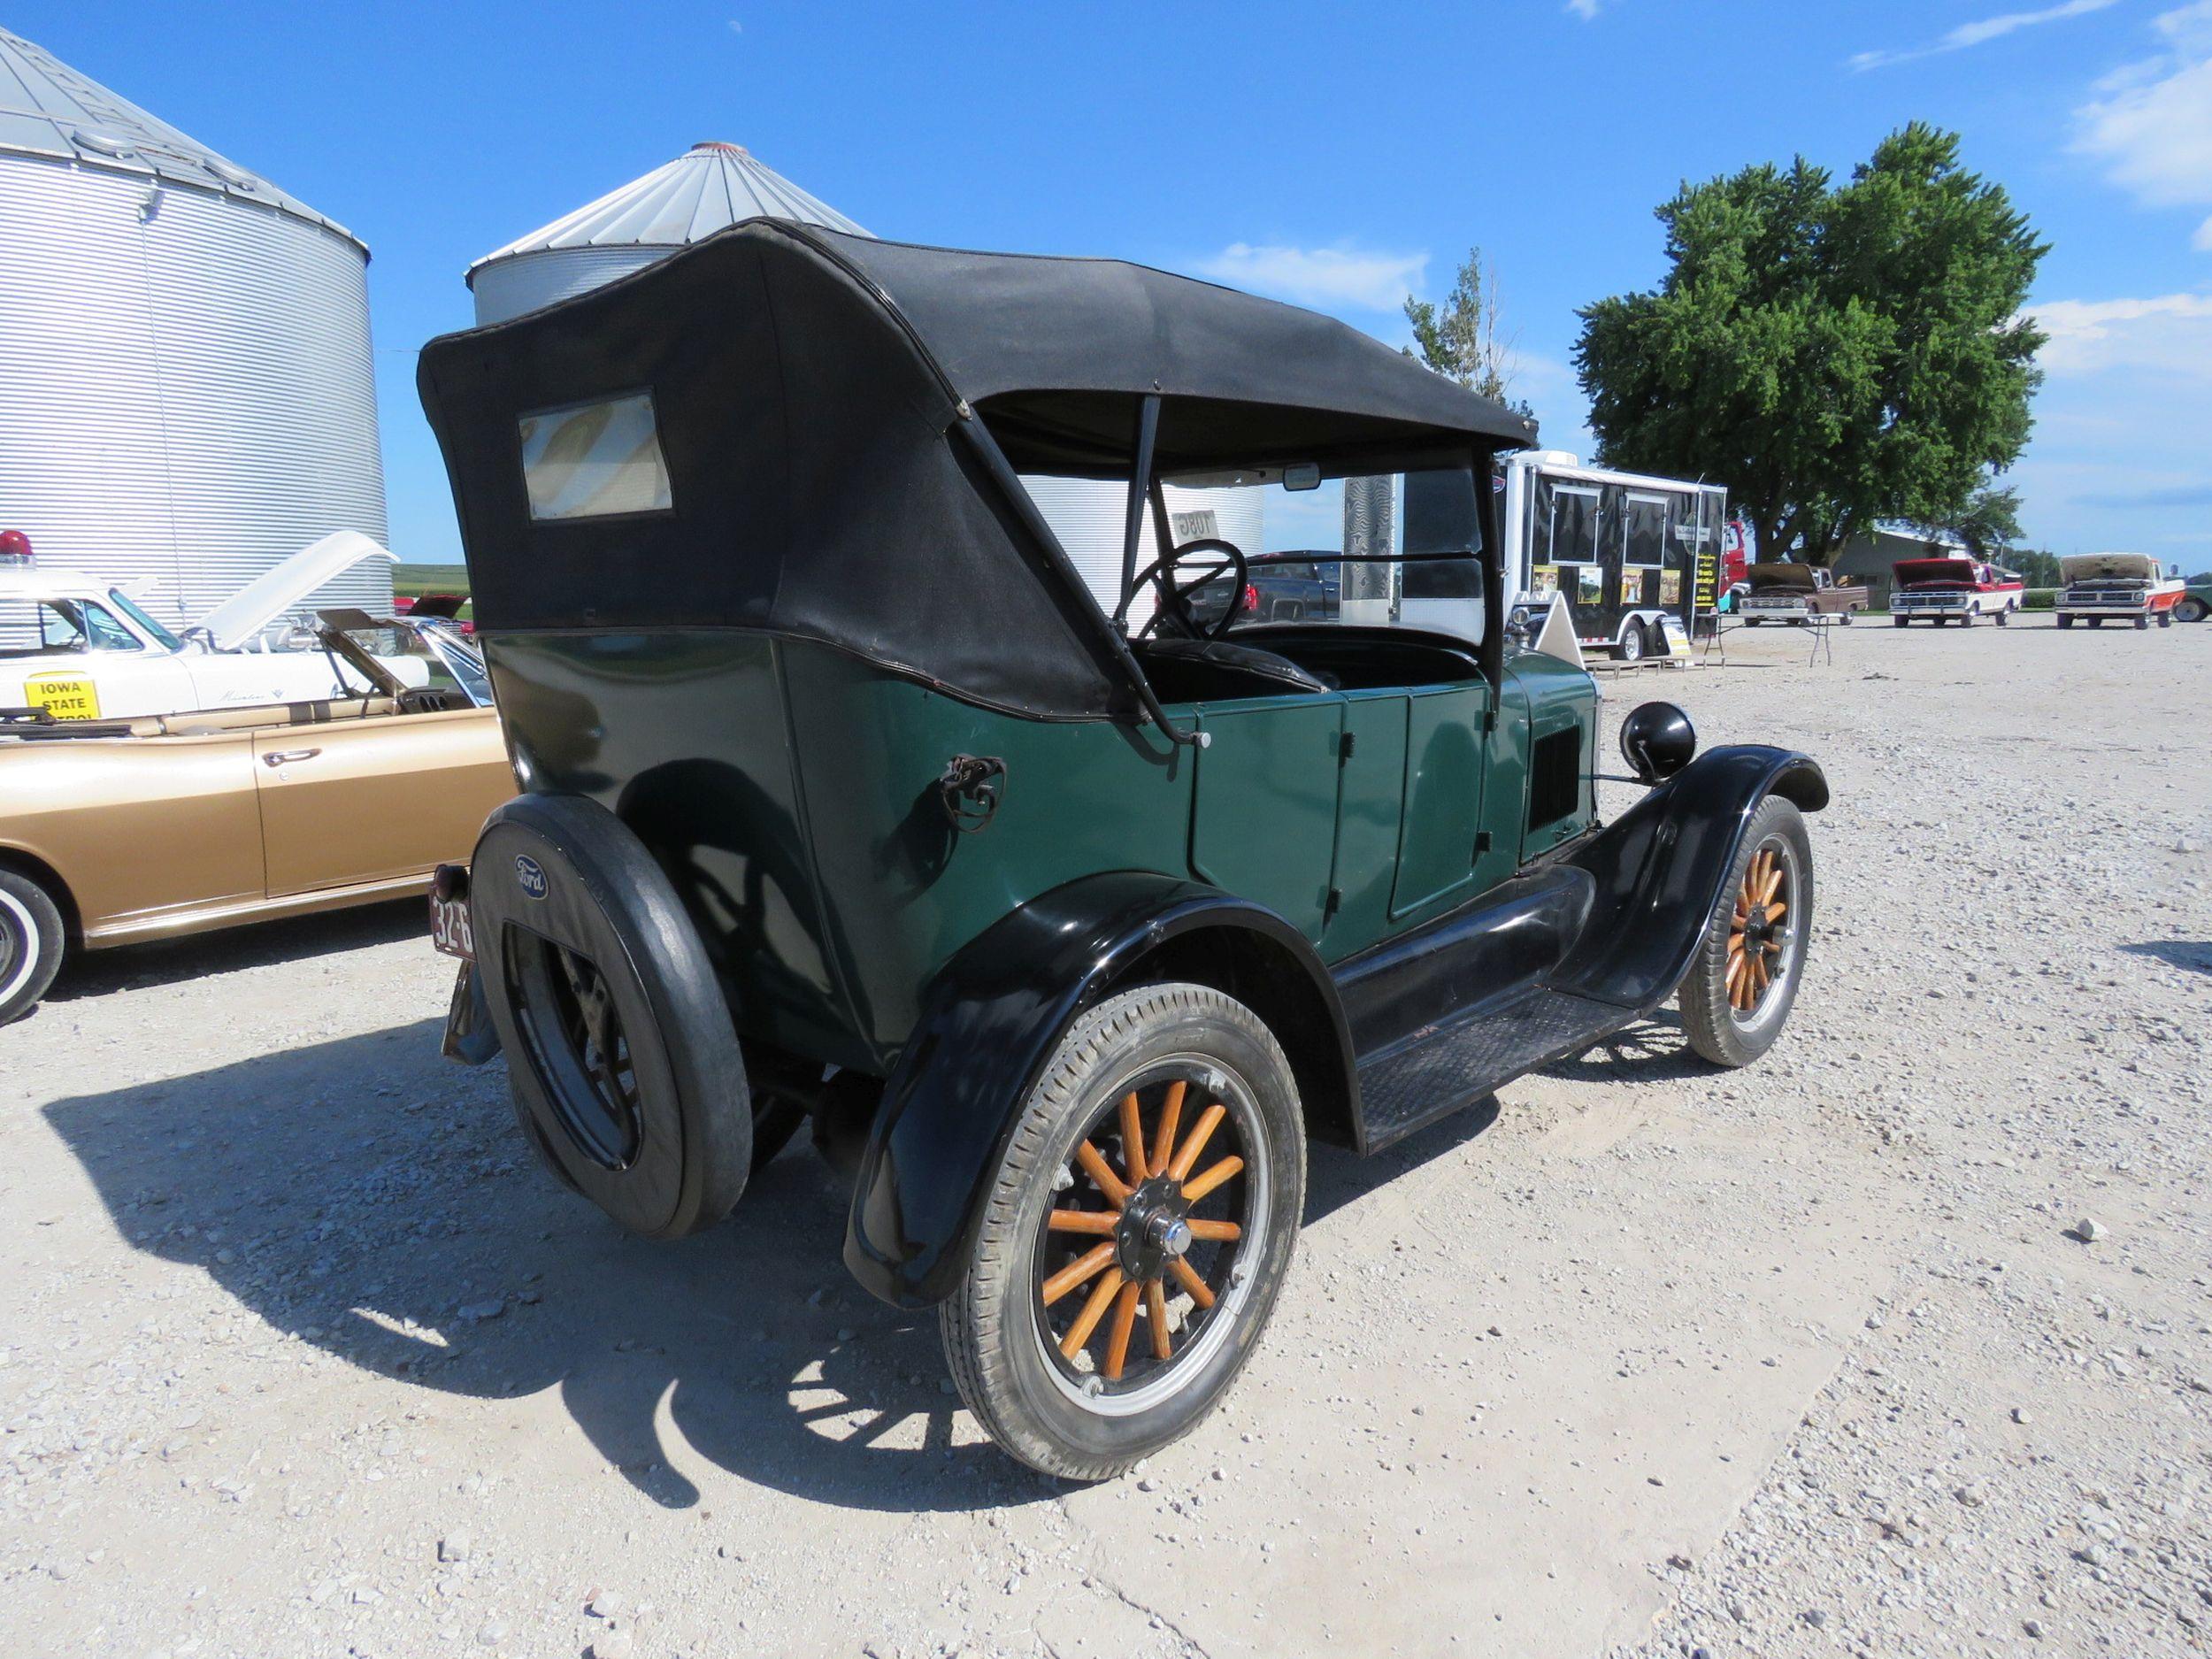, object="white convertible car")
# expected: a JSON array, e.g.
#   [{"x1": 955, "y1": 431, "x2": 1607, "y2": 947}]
[{"x1": 0, "y1": 532, "x2": 431, "y2": 721}]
